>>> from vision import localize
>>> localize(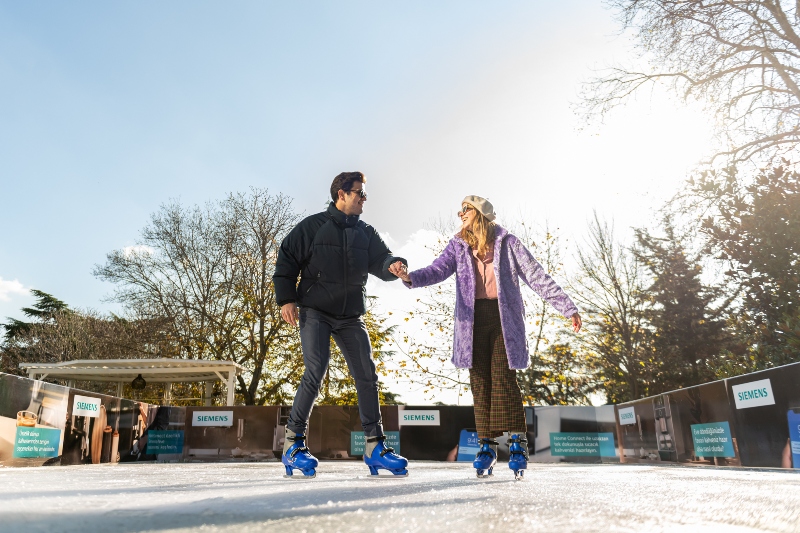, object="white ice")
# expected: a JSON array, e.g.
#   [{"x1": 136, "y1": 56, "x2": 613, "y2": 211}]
[{"x1": 1, "y1": 461, "x2": 799, "y2": 532}]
